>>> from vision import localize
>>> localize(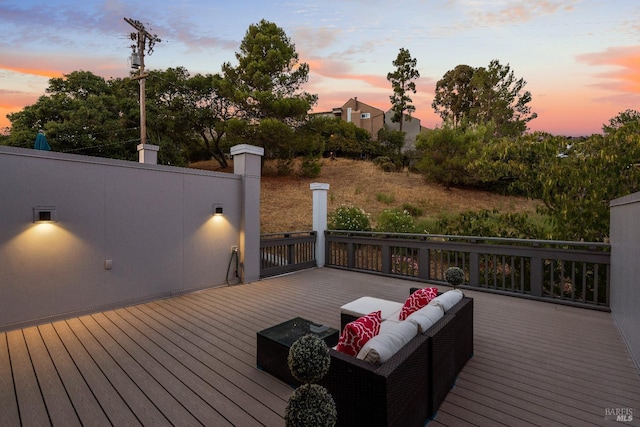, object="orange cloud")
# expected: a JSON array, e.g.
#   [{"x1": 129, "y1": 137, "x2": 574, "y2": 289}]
[
  {"x1": 577, "y1": 45, "x2": 640, "y2": 93},
  {"x1": 0, "y1": 66, "x2": 62, "y2": 79},
  {"x1": 306, "y1": 57, "x2": 387, "y2": 89}
]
